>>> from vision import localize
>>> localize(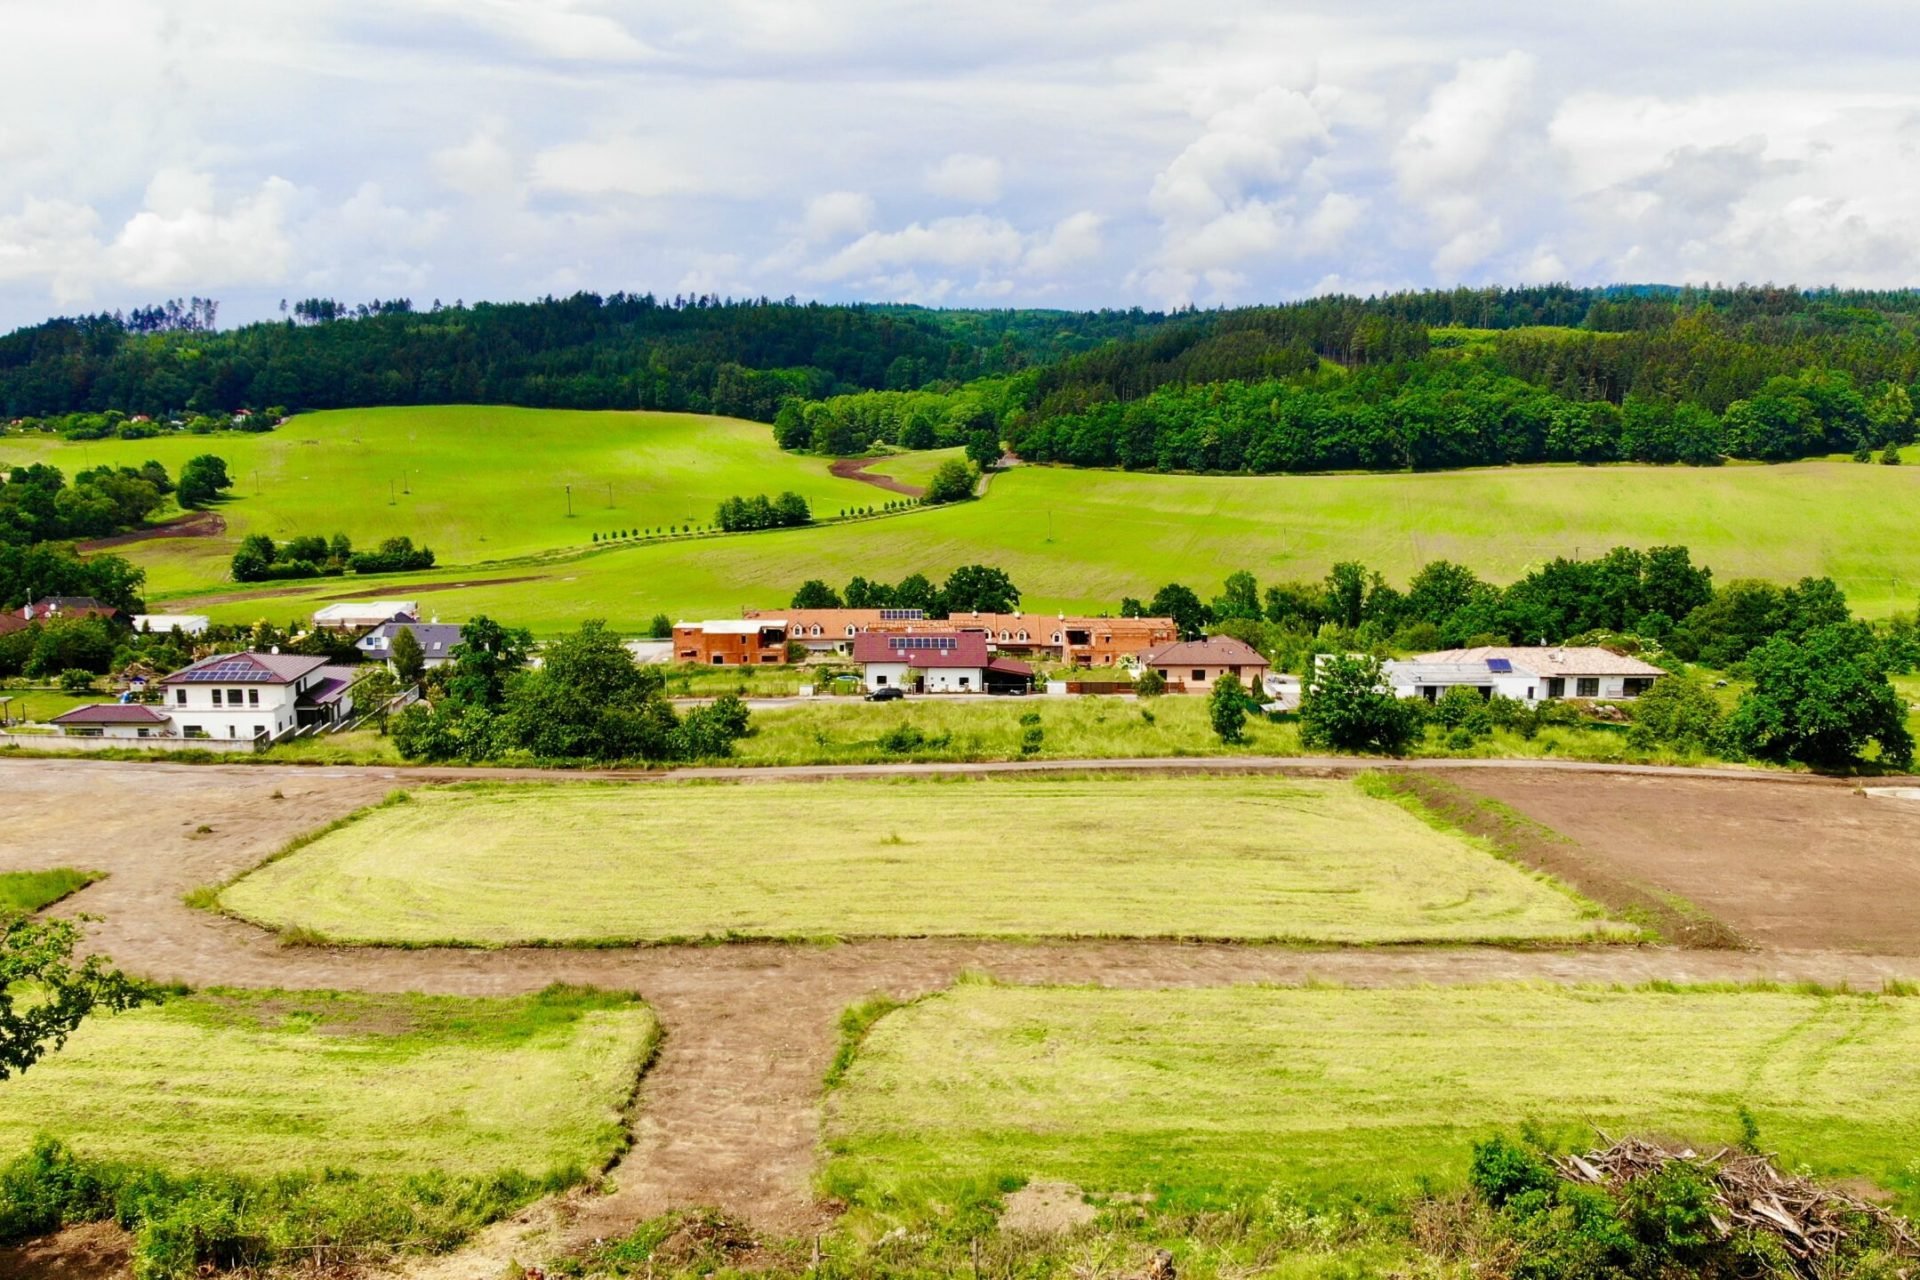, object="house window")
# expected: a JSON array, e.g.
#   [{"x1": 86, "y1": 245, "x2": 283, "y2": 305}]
[
  {"x1": 711, "y1": 655, "x2": 726, "y2": 665},
  {"x1": 254, "y1": 725, "x2": 266, "y2": 738},
  {"x1": 845, "y1": 625, "x2": 856, "y2": 636},
  {"x1": 174, "y1": 689, "x2": 186, "y2": 706},
  {"x1": 1623, "y1": 677, "x2": 1654, "y2": 696},
  {"x1": 211, "y1": 689, "x2": 223, "y2": 707},
  {"x1": 811, "y1": 625, "x2": 822, "y2": 636},
  {"x1": 959, "y1": 676, "x2": 971, "y2": 688},
  {"x1": 182, "y1": 725, "x2": 206, "y2": 739},
  {"x1": 247, "y1": 689, "x2": 259, "y2": 706},
  {"x1": 760, "y1": 653, "x2": 778, "y2": 663},
  {"x1": 1016, "y1": 631, "x2": 1027, "y2": 642},
  {"x1": 1527, "y1": 686, "x2": 1536, "y2": 700},
  {"x1": 1191, "y1": 669, "x2": 1206, "y2": 682},
  {"x1": 227, "y1": 687, "x2": 244, "y2": 705},
  {"x1": 1546, "y1": 678, "x2": 1565, "y2": 699},
  {"x1": 874, "y1": 674, "x2": 888, "y2": 686},
  {"x1": 1576, "y1": 677, "x2": 1600, "y2": 698}
]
